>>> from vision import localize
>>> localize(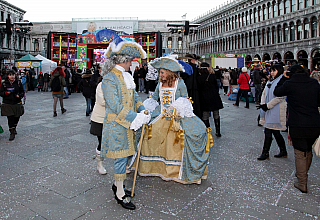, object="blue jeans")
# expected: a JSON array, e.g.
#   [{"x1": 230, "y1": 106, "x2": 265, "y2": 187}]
[
  {"x1": 64, "y1": 87, "x2": 69, "y2": 98},
  {"x1": 139, "y1": 78, "x2": 145, "y2": 92},
  {"x1": 86, "y1": 98, "x2": 91, "y2": 114}
]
